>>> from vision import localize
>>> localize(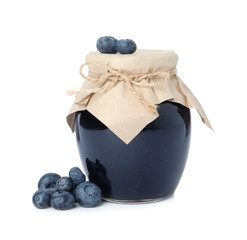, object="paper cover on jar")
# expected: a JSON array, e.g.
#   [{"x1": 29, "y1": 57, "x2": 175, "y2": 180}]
[{"x1": 66, "y1": 50, "x2": 213, "y2": 144}]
